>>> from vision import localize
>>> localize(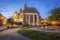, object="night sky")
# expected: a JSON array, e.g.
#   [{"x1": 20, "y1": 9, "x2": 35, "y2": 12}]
[{"x1": 0, "y1": 0, "x2": 60, "y2": 18}]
